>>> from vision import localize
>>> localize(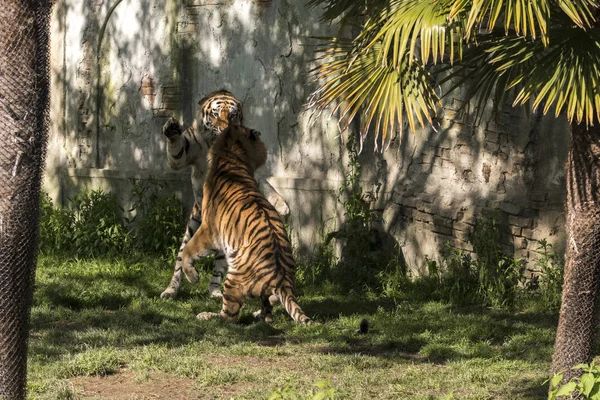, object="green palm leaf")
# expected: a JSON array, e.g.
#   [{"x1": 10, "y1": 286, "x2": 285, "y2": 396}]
[
  {"x1": 307, "y1": 39, "x2": 439, "y2": 149},
  {"x1": 362, "y1": 0, "x2": 465, "y2": 66},
  {"x1": 511, "y1": 28, "x2": 600, "y2": 125}
]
